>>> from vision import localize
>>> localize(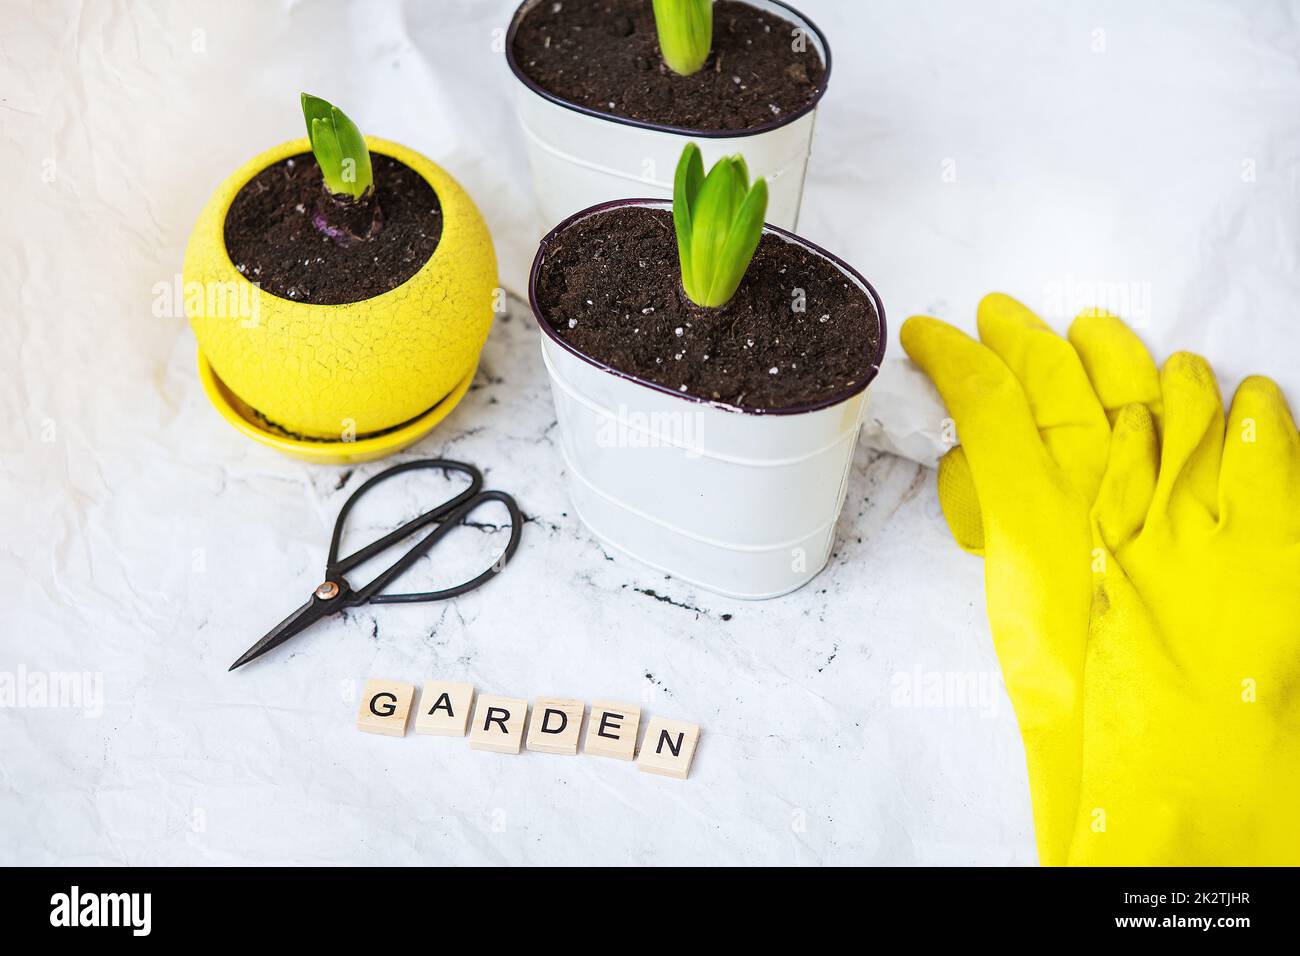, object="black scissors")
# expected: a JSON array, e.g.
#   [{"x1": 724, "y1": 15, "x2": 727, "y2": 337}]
[{"x1": 230, "y1": 459, "x2": 522, "y2": 671}]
